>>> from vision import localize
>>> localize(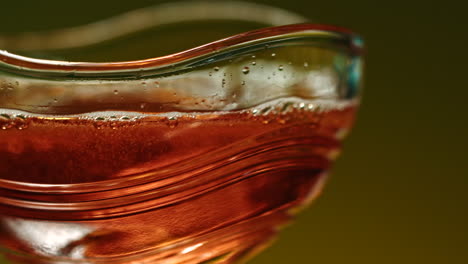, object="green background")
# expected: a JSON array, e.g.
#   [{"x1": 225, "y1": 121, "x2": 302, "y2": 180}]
[{"x1": 0, "y1": 0, "x2": 467, "y2": 263}]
